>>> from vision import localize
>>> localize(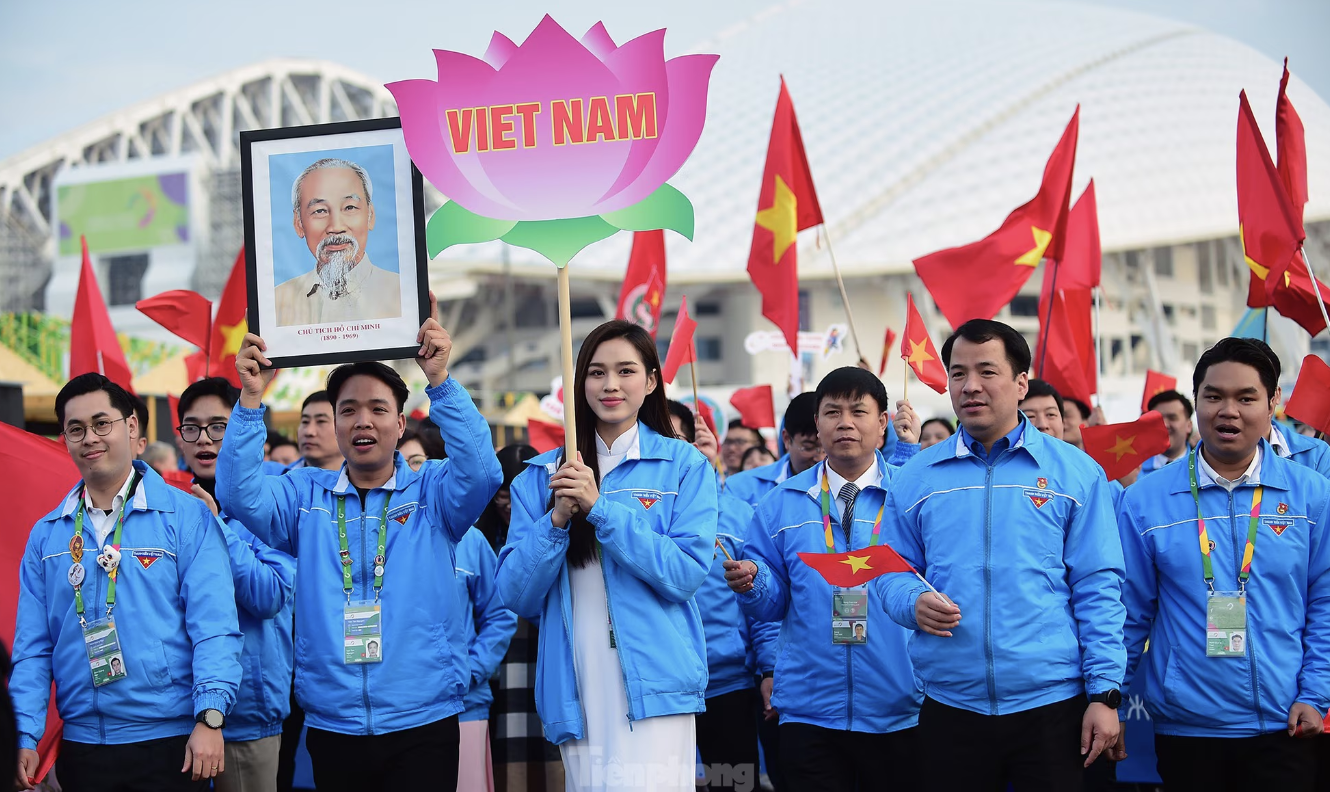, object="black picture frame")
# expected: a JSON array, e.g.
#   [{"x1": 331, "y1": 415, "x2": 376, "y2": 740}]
[{"x1": 240, "y1": 117, "x2": 429, "y2": 369}]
